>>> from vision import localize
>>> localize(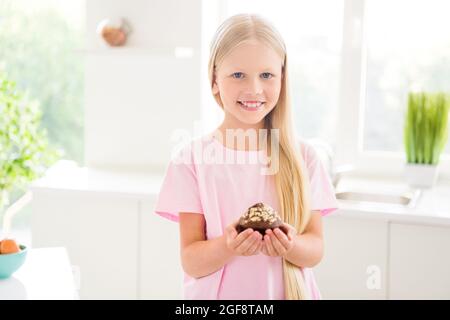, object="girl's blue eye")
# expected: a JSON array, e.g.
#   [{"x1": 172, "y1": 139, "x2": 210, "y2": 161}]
[
  {"x1": 232, "y1": 72, "x2": 244, "y2": 79},
  {"x1": 232, "y1": 72, "x2": 273, "y2": 79}
]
